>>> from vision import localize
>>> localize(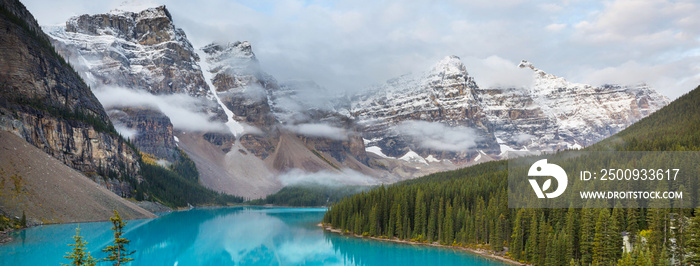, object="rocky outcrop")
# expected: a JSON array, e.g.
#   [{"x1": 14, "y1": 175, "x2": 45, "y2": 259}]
[
  {"x1": 0, "y1": 0, "x2": 140, "y2": 193},
  {"x1": 109, "y1": 107, "x2": 177, "y2": 161},
  {"x1": 53, "y1": 6, "x2": 211, "y2": 97},
  {"x1": 201, "y1": 42, "x2": 280, "y2": 158},
  {"x1": 47, "y1": 6, "x2": 228, "y2": 164},
  {"x1": 352, "y1": 56, "x2": 497, "y2": 163}
]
